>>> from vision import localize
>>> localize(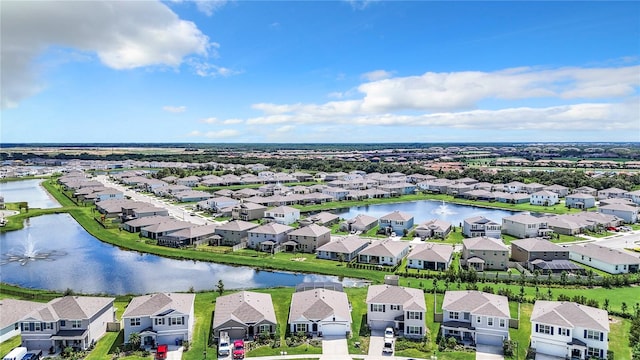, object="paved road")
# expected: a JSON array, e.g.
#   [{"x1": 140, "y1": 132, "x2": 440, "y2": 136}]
[{"x1": 95, "y1": 175, "x2": 216, "y2": 226}]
